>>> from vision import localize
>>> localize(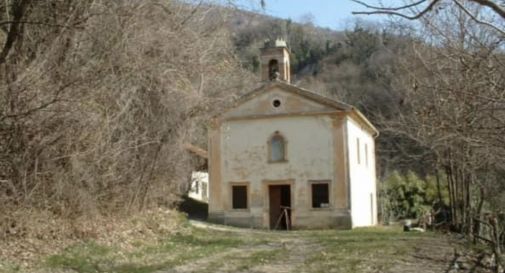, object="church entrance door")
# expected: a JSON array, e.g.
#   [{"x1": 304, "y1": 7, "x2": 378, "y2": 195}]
[{"x1": 268, "y1": 185, "x2": 291, "y2": 230}]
